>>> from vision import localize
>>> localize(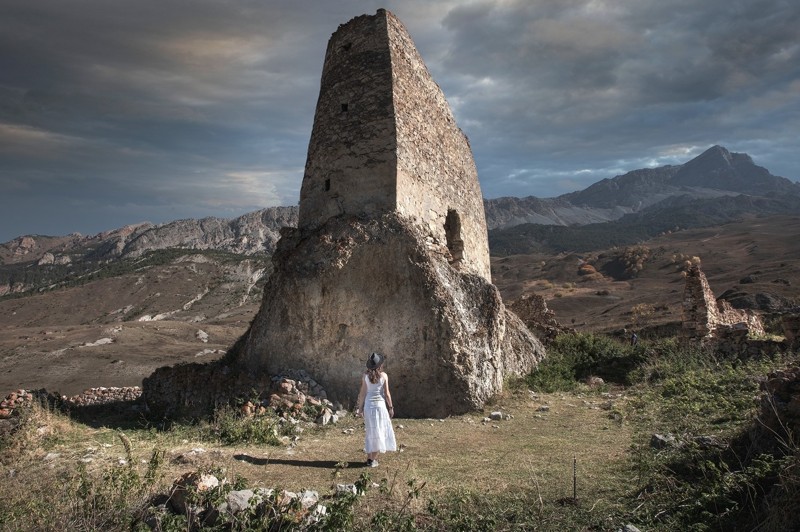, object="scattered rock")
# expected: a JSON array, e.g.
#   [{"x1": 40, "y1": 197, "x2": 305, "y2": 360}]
[
  {"x1": 584, "y1": 376, "x2": 604, "y2": 387},
  {"x1": 169, "y1": 472, "x2": 220, "y2": 515},
  {"x1": 81, "y1": 338, "x2": 114, "y2": 347},
  {"x1": 650, "y1": 433, "x2": 677, "y2": 449}
]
